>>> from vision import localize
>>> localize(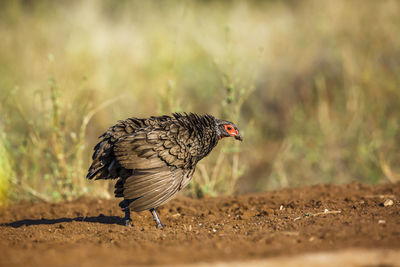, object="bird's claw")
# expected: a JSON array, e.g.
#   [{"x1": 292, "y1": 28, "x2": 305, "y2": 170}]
[
  {"x1": 125, "y1": 219, "x2": 133, "y2": 227},
  {"x1": 155, "y1": 221, "x2": 164, "y2": 229}
]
